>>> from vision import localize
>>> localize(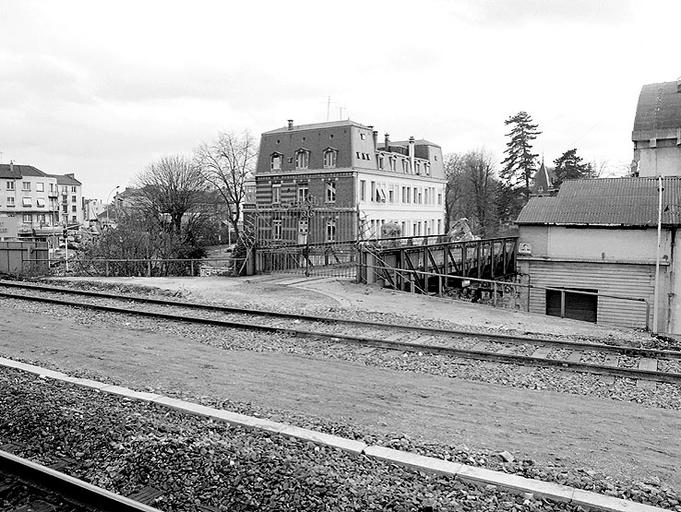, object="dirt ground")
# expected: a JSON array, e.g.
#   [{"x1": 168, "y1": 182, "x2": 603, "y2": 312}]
[
  {"x1": 51, "y1": 274, "x2": 650, "y2": 342},
  {"x1": 1, "y1": 301, "x2": 678, "y2": 490}
]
